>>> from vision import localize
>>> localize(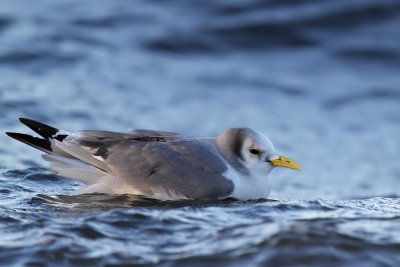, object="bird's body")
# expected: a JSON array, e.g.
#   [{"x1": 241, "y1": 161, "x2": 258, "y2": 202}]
[{"x1": 6, "y1": 118, "x2": 300, "y2": 200}]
